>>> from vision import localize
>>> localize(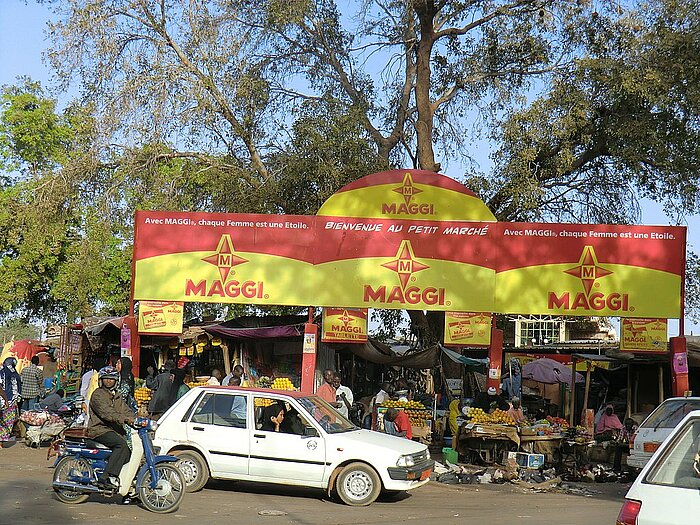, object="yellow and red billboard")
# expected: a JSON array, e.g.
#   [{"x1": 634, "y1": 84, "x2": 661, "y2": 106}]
[
  {"x1": 321, "y1": 308, "x2": 368, "y2": 343},
  {"x1": 138, "y1": 301, "x2": 185, "y2": 335},
  {"x1": 132, "y1": 170, "x2": 686, "y2": 318},
  {"x1": 444, "y1": 312, "x2": 491, "y2": 346},
  {"x1": 620, "y1": 318, "x2": 668, "y2": 353}
]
